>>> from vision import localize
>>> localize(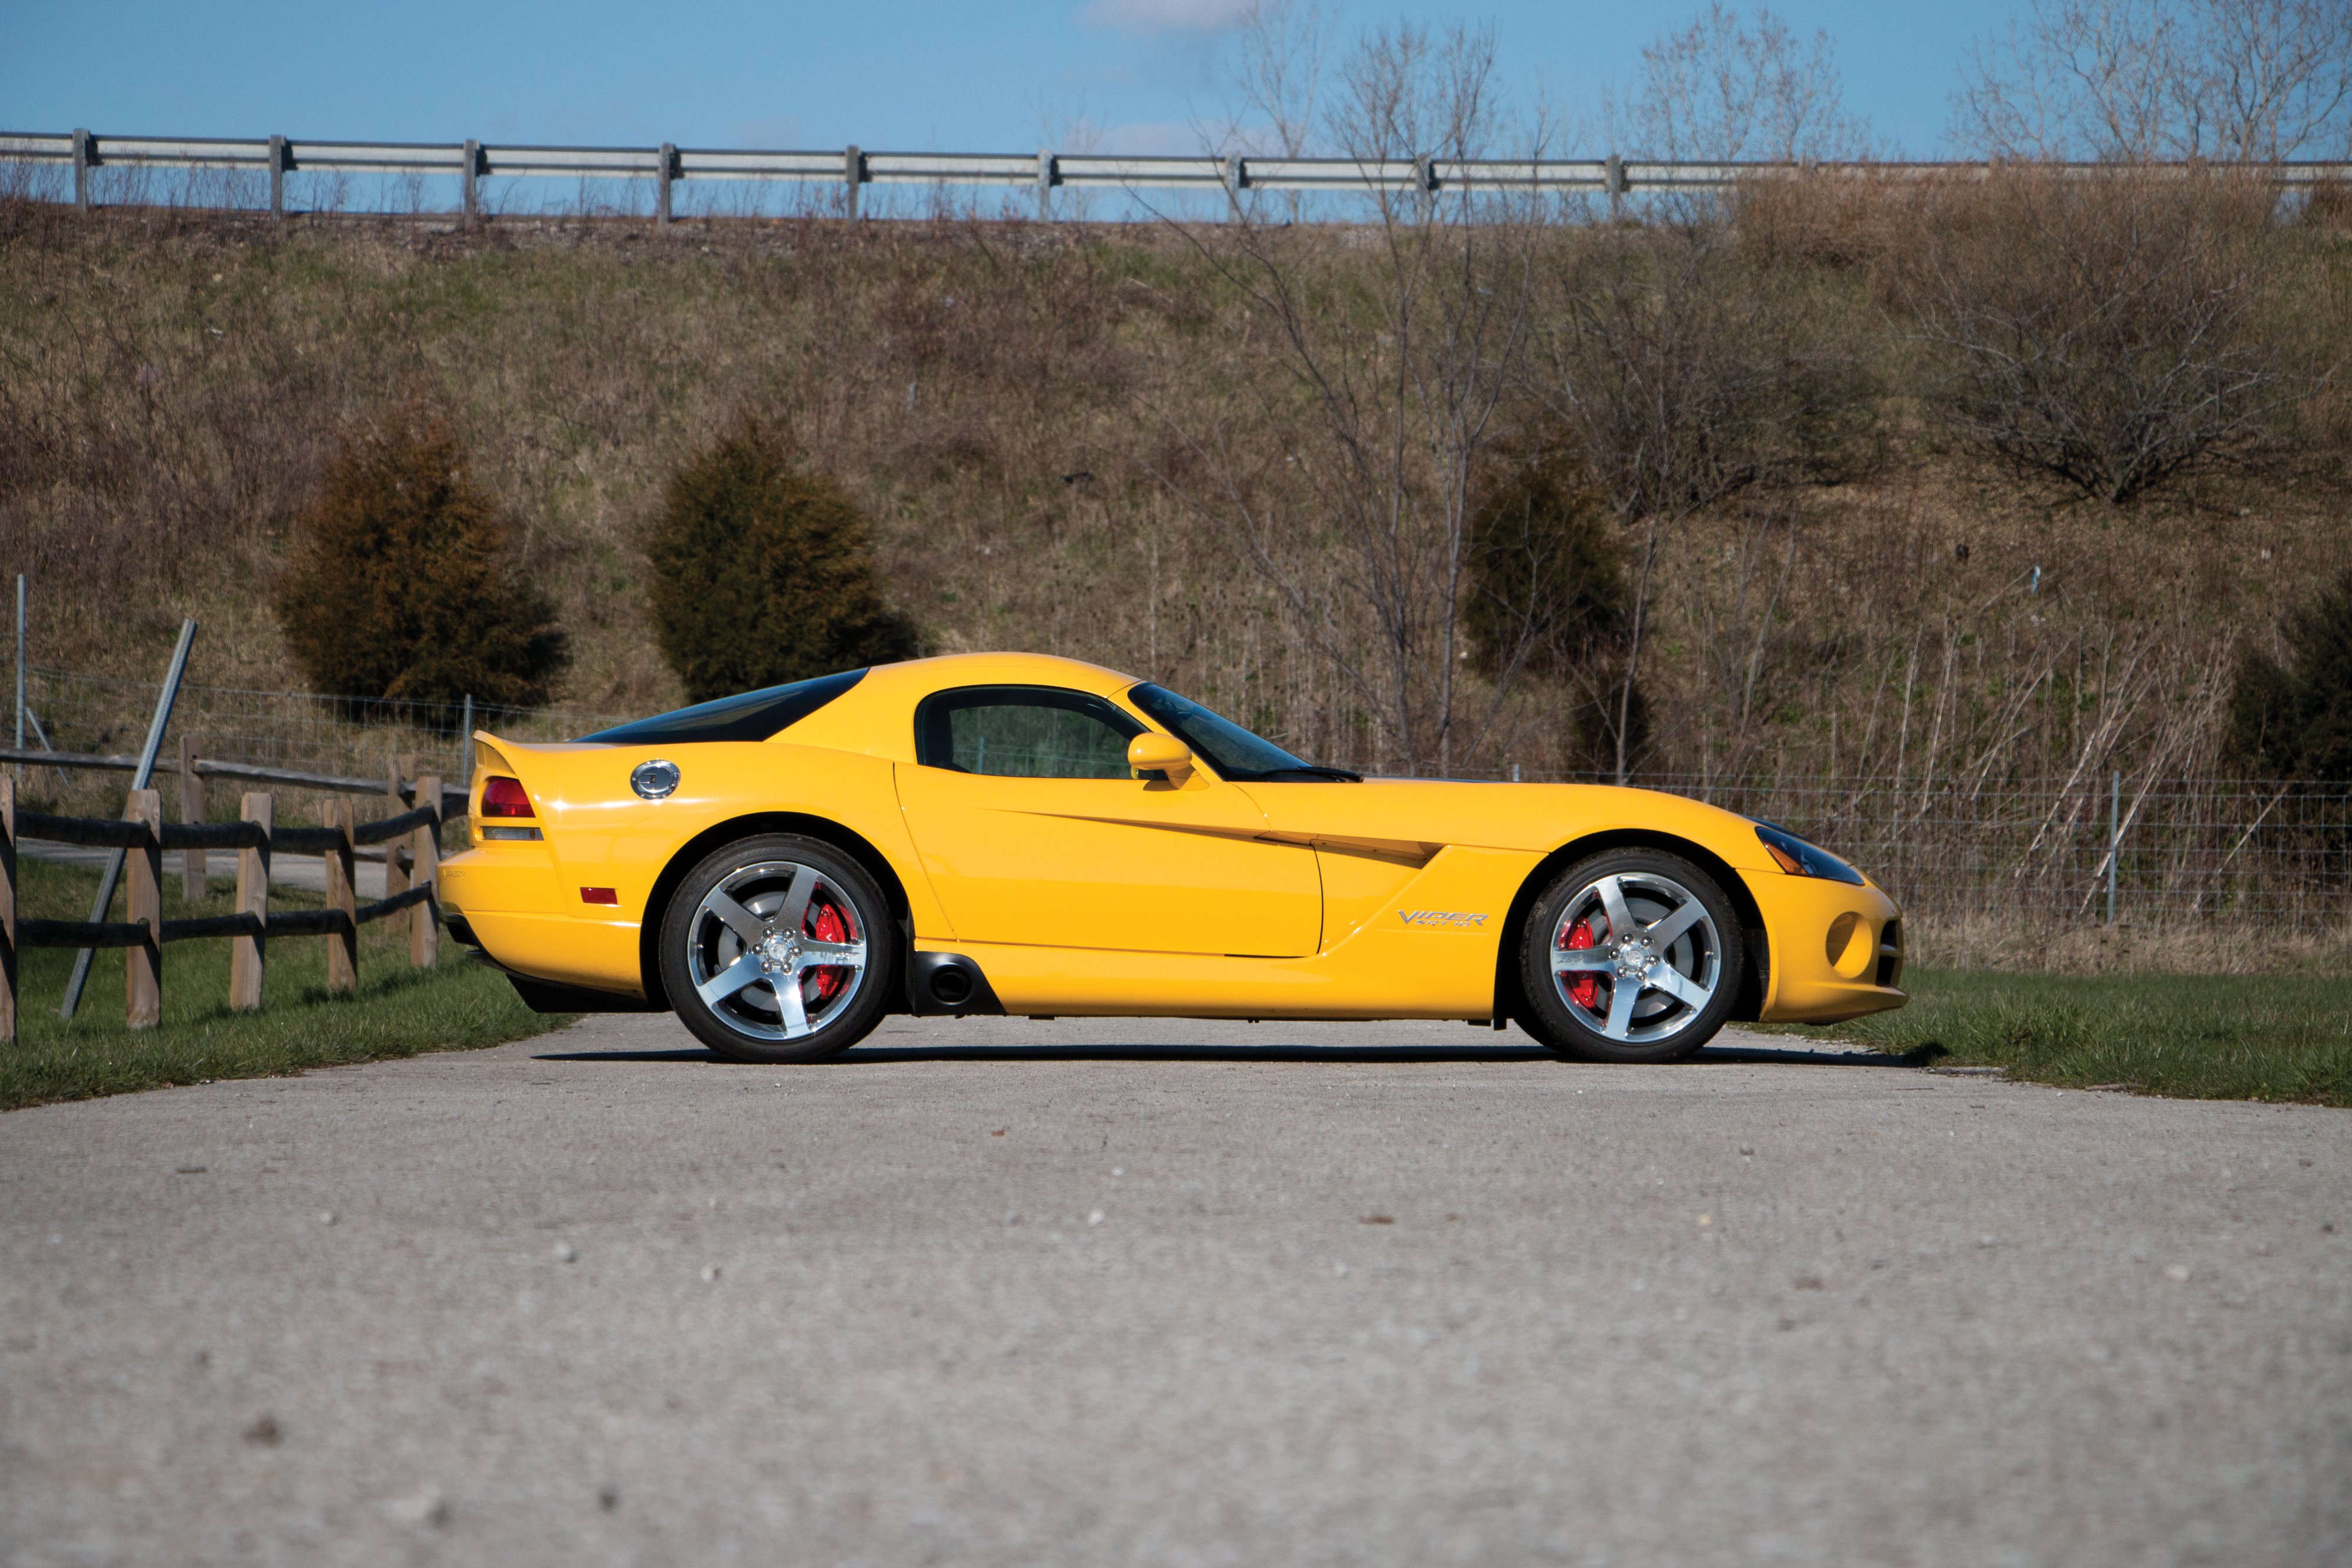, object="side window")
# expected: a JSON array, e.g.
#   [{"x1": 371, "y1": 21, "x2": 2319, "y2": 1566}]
[{"x1": 914, "y1": 686, "x2": 1144, "y2": 779}]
